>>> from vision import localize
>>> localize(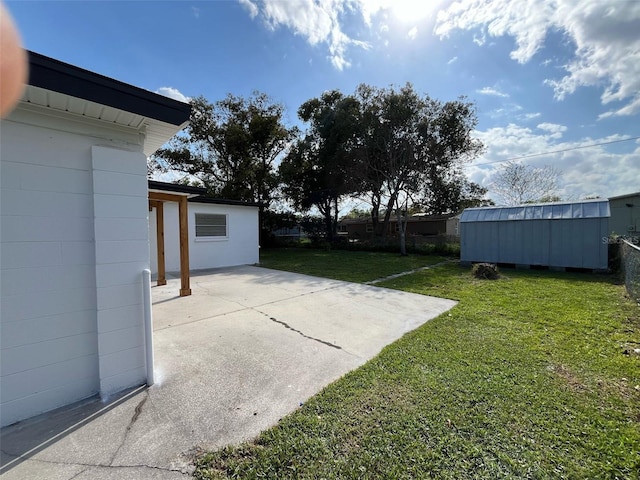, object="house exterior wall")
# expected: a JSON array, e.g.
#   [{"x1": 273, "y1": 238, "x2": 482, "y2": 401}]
[
  {"x1": 92, "y1": 146, "x2": 149, "y2": 395},
  {"x1": 0, "y1": 109, "x2": 150, "y2": 426},
  {"x1": 149, "y1": 201, "x2": 259, "y2": 273},
  {"x1": 609, "y1": 193, "x2": 640, "y2": 236}
]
